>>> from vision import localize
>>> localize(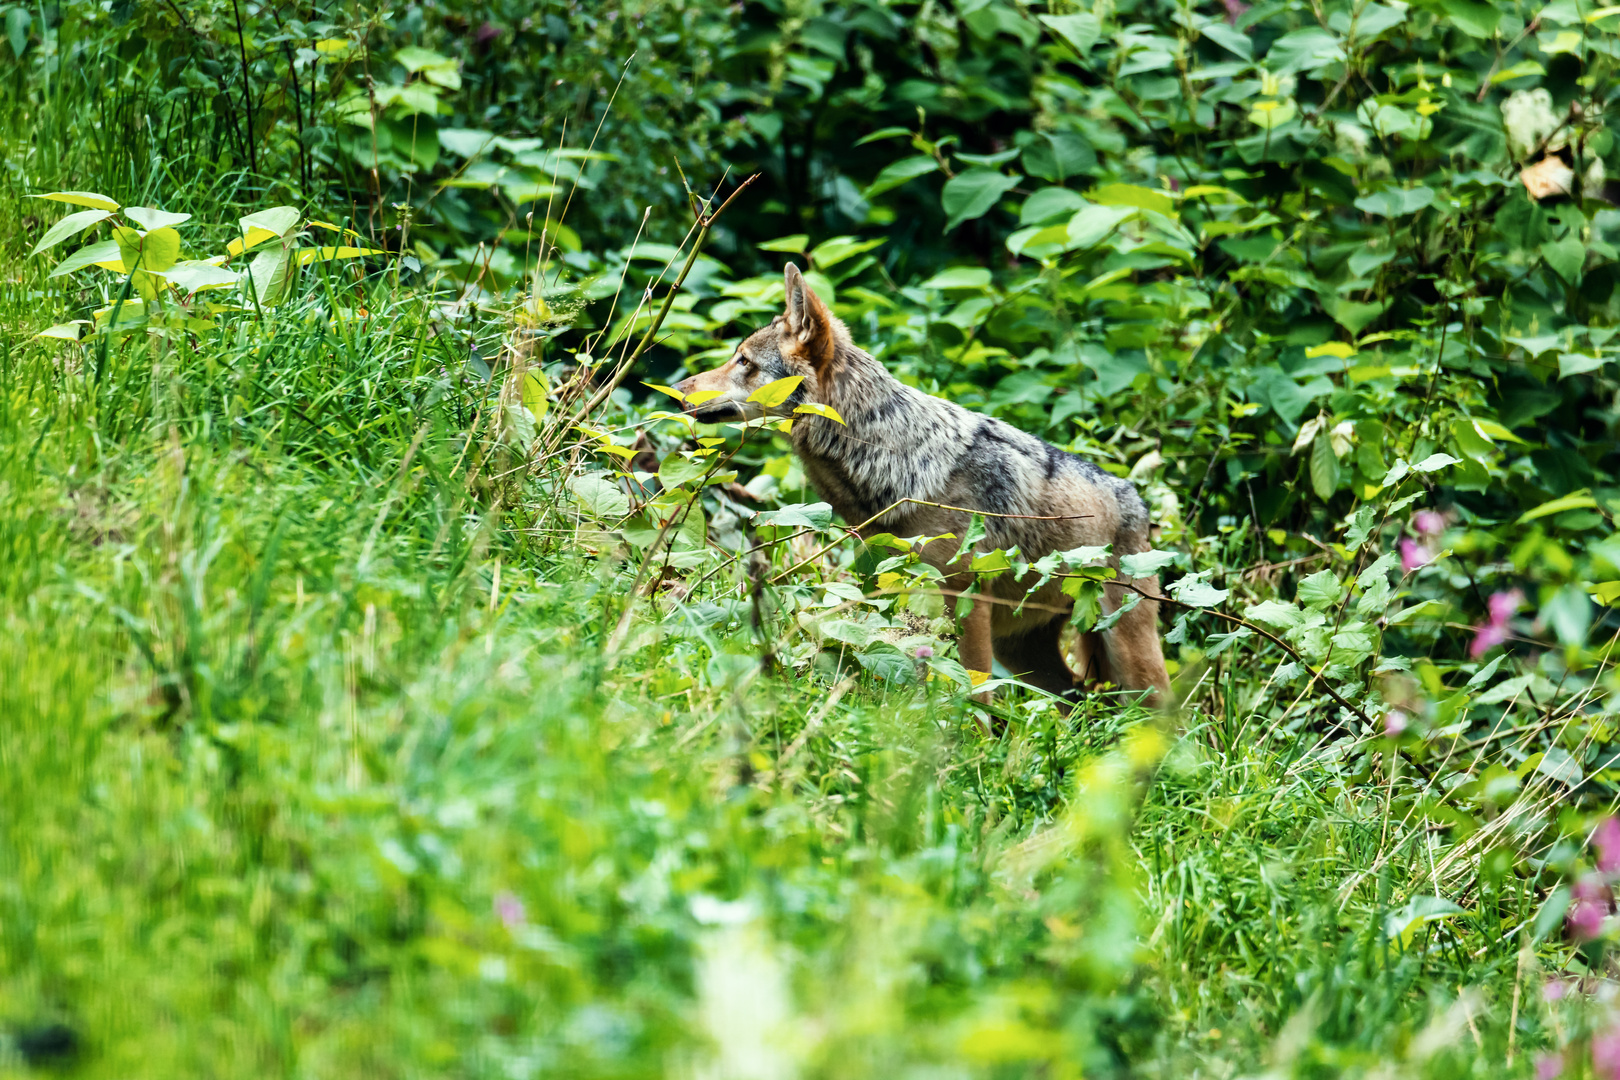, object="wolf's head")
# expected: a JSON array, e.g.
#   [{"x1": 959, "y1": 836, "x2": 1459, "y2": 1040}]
[{"x1": 673, "y1": 263, "x2": 845, "y2": 422}]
